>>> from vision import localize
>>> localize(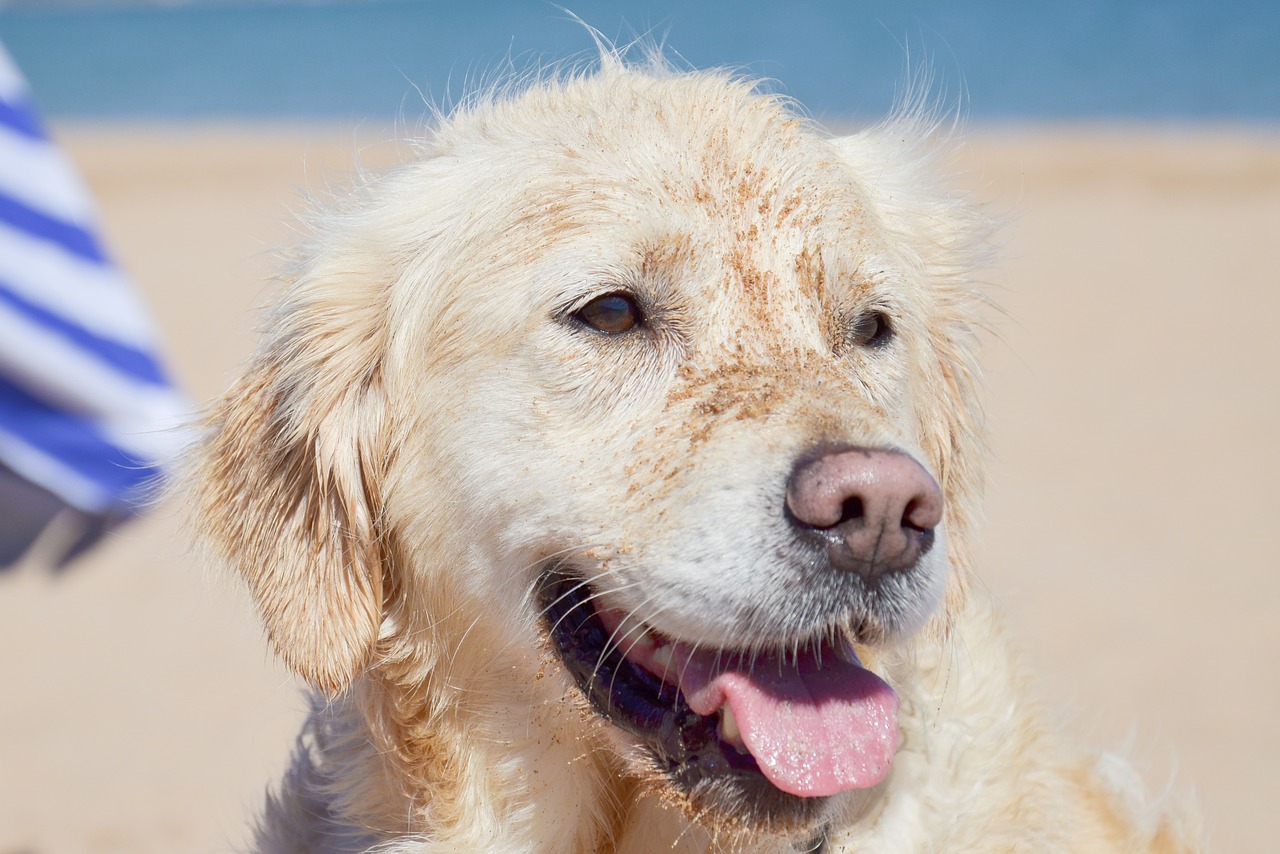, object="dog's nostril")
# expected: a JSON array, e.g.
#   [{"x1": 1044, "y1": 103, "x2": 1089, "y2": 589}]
[
  {"x1": 839, "y1": 497, "x2": 865, "y2": 526},
  {"x1": 902, "y1": 499, "x2": 926, "y2": 532},
  {"x1": 901, "y1": 491, "x2": 943, "y2": 533}
]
